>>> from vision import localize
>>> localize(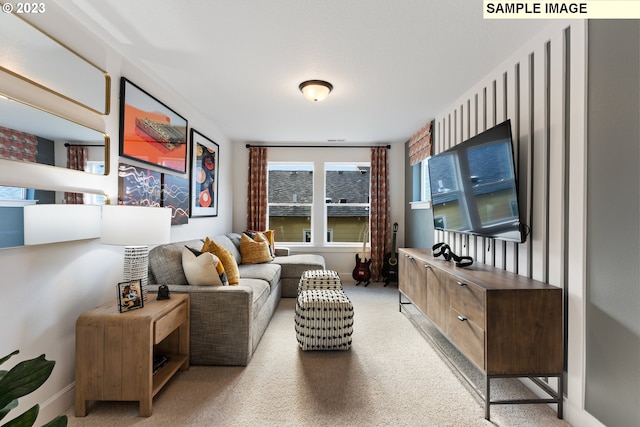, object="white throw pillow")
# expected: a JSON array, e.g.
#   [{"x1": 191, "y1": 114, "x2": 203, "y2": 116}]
[{"x1": 182, "y1": 246, "x2": 225, "y2": 286}]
